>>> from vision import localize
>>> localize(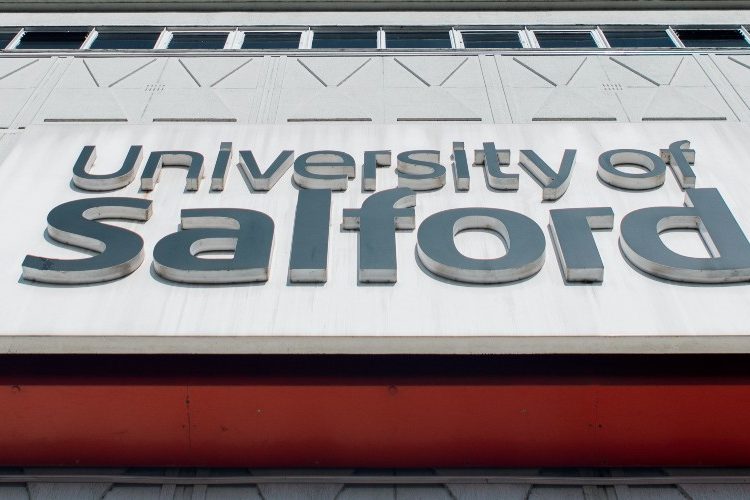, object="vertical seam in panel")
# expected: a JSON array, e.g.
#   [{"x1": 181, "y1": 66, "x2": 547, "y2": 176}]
[
  {"x1": 270, "y1": 56, "x2": 287, "y2": 124},
  {"x1": 250, "y1": 55, "x2": 270, "y2": 124},
  {"x1": 477, "y1": 55, "x2": 497, "y2": 123},
  {"x1": 12, "y1": 56, "x2": 69, "y2": 128},
  {"x1": 709, "y1": 54, "x2": 750, "y2": 116},
  {"x1": 693, "y1": 53, "x2": 740, "y2": 121},
  {"x1": 494, "y1": 55, "x2": 515, "y2": 123}
]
